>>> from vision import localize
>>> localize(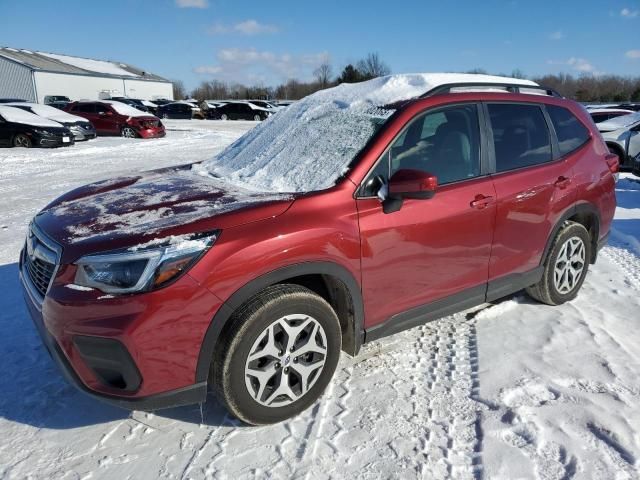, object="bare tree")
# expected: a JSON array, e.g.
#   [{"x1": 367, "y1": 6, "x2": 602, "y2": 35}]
[
  {"x1": 314, "y1": 62, "x2": 333, "y2": 88},
  {"x1": 357, "y1": 53, "x2": 390, "y2": 80},
  {"x1": 172, "y1": 79, "x2": 187, "y2": 100}
]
